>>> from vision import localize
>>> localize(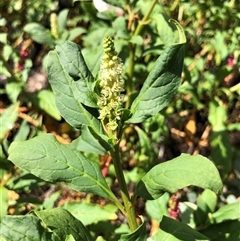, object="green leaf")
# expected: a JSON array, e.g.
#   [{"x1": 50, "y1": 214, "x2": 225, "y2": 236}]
[
  {"x1": 47, "y1": 47, "x2": 102, "y2": 133},
  {"x1": 135, "y1": 126, "x2": 155, "y2": 169},
  {"x1": 3, "y1": 44, "x2": 13, "y2": 61},
  {"x1": 82, "y1": 46, "x2": 103, "y2": 77},
  {"x1": 70, "y1": 126, "x2": 112, "y2": 155},
  {"x1": 57, "y1": 9, "x2": 69, "y2": 33},
  {"x1": 42, "y1": 191, "x2": 61, "y2": 209},
  {"x1": 0, "y1": 215, "x2": 52, "y2": 241},
  {"x1": 27, "y1": 89, "x2": 61, "y2": 120},
  {"x1": 130, "y1": 36, "x2": 144, "y2": 45},
  {"x1": 68, "y1": 27, "x2": 86, "y2": 41},
  {"x1": 210, "y1": 131, "x2": 232, "y2": 178},
  {"x1": 24, "y1": 23, "x2": 55, "y2": 45},
  {"x1": 34, "y1": 208, "x2": 93, "y2": 241},
  {"x1": 208, "y1": 101, "x2": 227, "y2": 132},
  {"x1": 37, "y1": 90, "x2": 61, "y2": 120},
  {"x1": 136, "y1": 154, "x2": 223, "y2": 200},
  {"x1": 0, "y1": 102, "x2": 19, "y2": 142},
  {"x1": 119, "y1": 219, "x2": 147, "y2": 241},
  {"x1": 8, "y1": 172, "x2": 45, "y2": 191},
  {"x1": 62, "y1": 202, "x2": 118, "y2": 226},
  {"x1": 8, "y1": 134, "x2": 114, "y2": 200},
  {"x1": 153, "y1": 14, "x2": 179, "y2": 46},
  {"x1": 145, "y1": 192, "x2": 169, "y2": 223},
  {"x1": 211, "y1": 202, "x2": 240, "y2": 223},
  {"x1": 194, "y1": 189, "x2": 217, "y2": 226},
  {"x1": 156, "y1": 216, "x2": 210, "y2": 241},
  {"x1": 198, "y1": 189, "x2": 217, "y2": 213},
  {"x1": 227, "y1": 123, "x2": 240, "y2": 131},
  {"x1": 55, "y1": 41, "x2": 97, "y2": 107},
  {"x1": 128, "y1": 21, "x2": 185, "y2": 123},
  {"x1": 200, "y1": 220, "x2": 240, "y2": 241},
  {"x1": 208, "y1": 98, "x2": 232, "y2": 178},
  {"x1": 5, "y1": 82, "x2": 23, "y2": 103}
]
